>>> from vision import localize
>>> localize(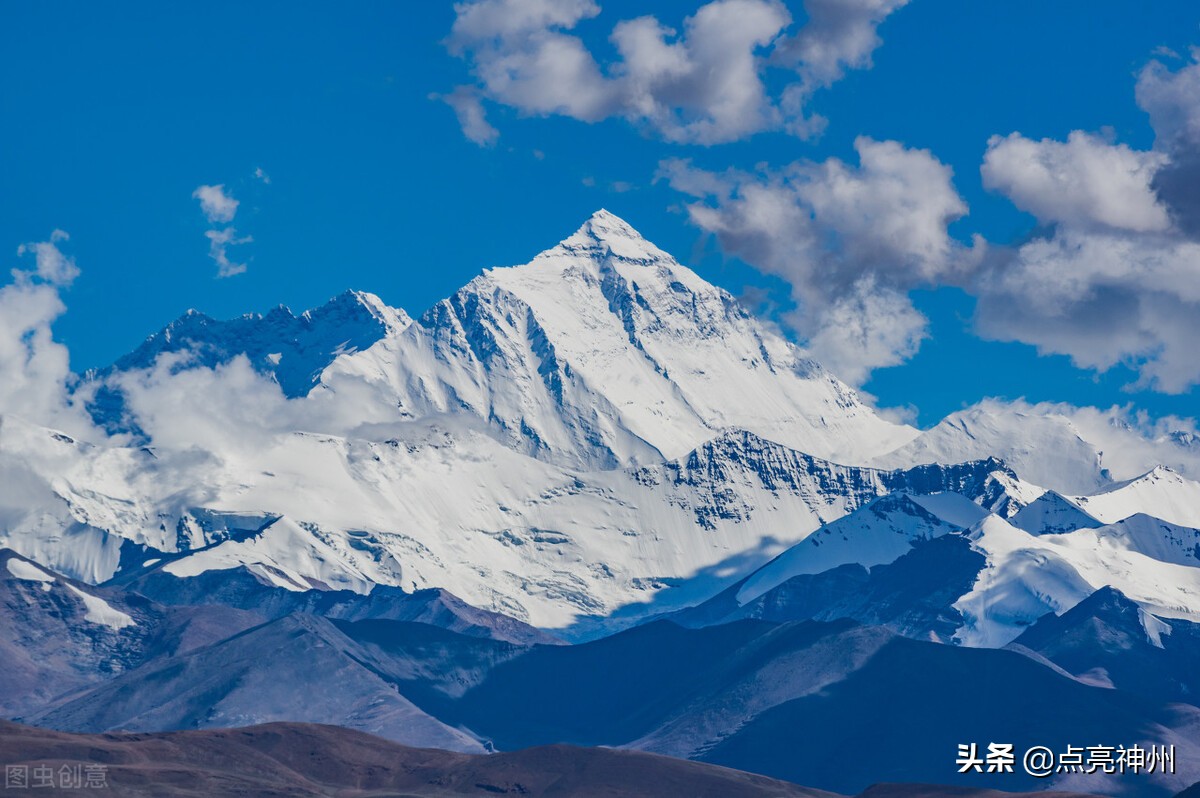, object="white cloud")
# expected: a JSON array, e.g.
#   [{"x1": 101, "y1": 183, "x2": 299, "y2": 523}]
[
  {"x1": 253, "y1": 167, "x2": 271, "y2": 185},
  {"x1": 781, "y1": 0, "x2": 908, "y2": 83},
  {"x1": 1137, "y1": 48, "x2": 1200, "y2": 238},
  {"x1": 974, "y1": 231, "x2": 1200, "y2": 393},
  {"x1": 1137, "y1": 47, "x2": 1200, "y2": 151},
  {"x1": 15, "y1": 229, "x2": 79, "y2": 287},
  {"x1": 982, "y1": 131, "x2": 1170, "y2": 233},
  {"x1": 193, "y1": 182, "x2": 253, "y2": 277},
  {"x1": 0, "y1": 234, "x2": 99, "y2": 438},
  {"x1": 944, "y1": 398, "x2": 1200, "y2": 484},
  {"x1": 106, "y1": 347, "x2": 412, "y2": 458},
  {"x1": 439, "y1": 87, "x2": 500, "y2": 146},
  {"x1": 192, "y1": 184, "x2": 239, "y2": 224},
  {"x1": 774, "y1": 0, "x2": 909, "y2": 135},
  {"x1": 802, "y1": 277, "x2": 928, "y2": 385},
  {"x1": 609, "y1": 0, "x2": 792, "y2": 143},
  {"x1": 660, "y1": 136, "x2": 975, "y2": 383},
  {"x1": 111, "y1": 353, "x2": 293, "y2": 453},
  {"x1": 449, "y1": 0, "x2": 601, "y2": 45},
  {"x1": 444, "y1": 0, "x2": 908, "y2": 145},
  {"x1": 974, "y1": 51, "x2": 1200, "y2": 394},
  {"x1": 204, "y1": 228, "x2": 252, "y2": 279}
]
